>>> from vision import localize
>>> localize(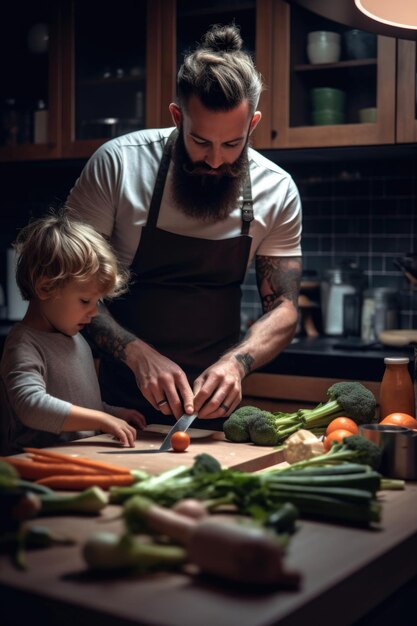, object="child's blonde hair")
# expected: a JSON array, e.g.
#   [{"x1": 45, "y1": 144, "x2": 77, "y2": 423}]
[{"x1": 15, "y1": 210, "x2": 129, "y2": 300}]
